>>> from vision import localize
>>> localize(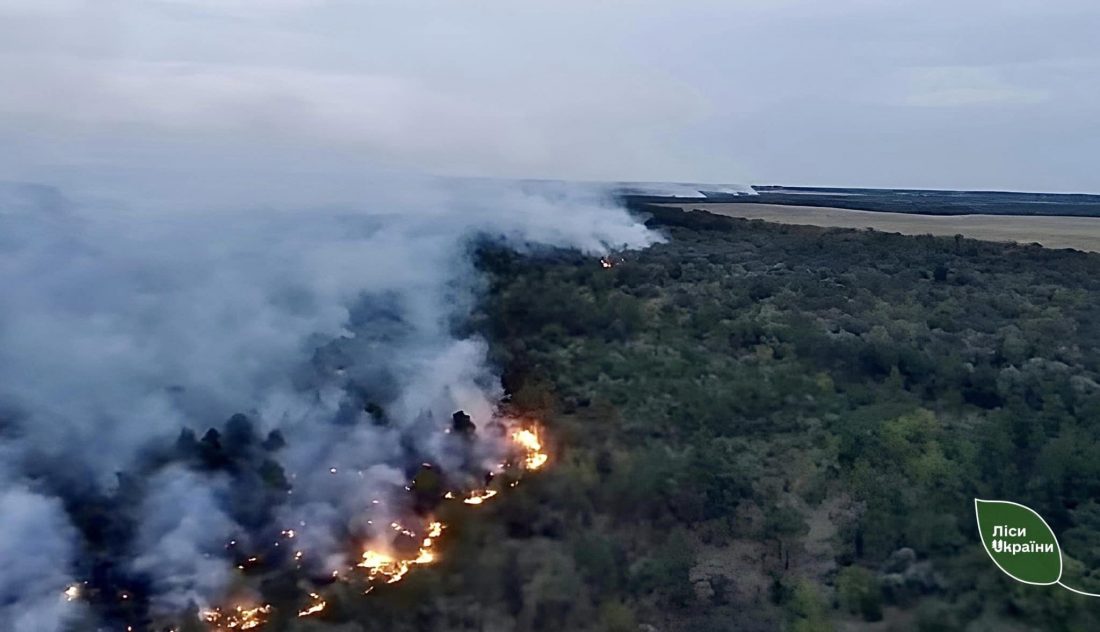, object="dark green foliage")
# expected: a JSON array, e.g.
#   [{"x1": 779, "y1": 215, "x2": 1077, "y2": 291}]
[
  {"x1": 348, "y1": 208, "x2": 1100, "y2": 631},
  {"x1": 836, "y1": 566, "x2": 883, "y2": 621}
]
